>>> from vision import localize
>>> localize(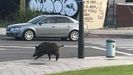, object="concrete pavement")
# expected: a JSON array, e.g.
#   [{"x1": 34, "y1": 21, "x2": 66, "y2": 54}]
[
  {"x1": 0, "y1": 56, "x2": 133, "y2": 75},
  {"x1": 1, "y1": 28, "x2": 133, "y2": 75}
]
